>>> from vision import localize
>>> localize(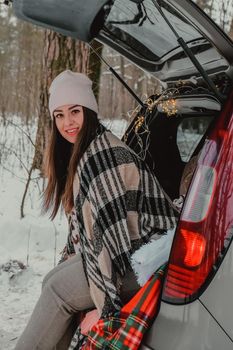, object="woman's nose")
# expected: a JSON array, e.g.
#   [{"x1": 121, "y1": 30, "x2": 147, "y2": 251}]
[{"x1": 63, "y1": 112, "x2": 74, "y2": 126}]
